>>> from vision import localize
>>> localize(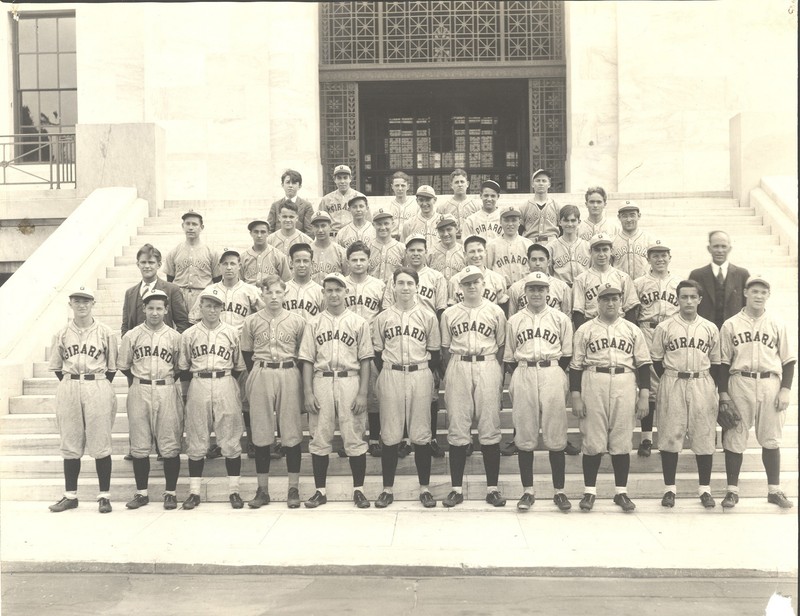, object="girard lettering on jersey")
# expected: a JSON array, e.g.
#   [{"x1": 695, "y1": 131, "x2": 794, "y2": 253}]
[
  {"x1": 284, "y1": 299, "x2": 319, "y2": 315},
  {"x1": 472, "y1": 222, "x2": 502, "y2": 236},
  {"x1": 190, "y1": 343, "x2": 232, "y2": 361},
  {"x1": 61, "y1": 343, "x2": 104, "y2": 361},
  {"x1": 553, "y1": 252, "x2": 590, "y2": 269},
  {"x1": 731, "y1": 330, "x2": 777, "y2": 349},
  {"x1": 383, "y1": 324, "x2": 426, "y2": 343},
  {"x1": 345, "y1": 294, "x2": 381, "y2": 312},
  {"x1": 316, "y1": 329, "x2": 356, "y2": 347},
  {"x1": 133, "y1": 345, "x2": 174, "y2": 363},
  {"x1": 454, "y1": 288, "x2": 499, "y2": 303},
  {"x1": 664, "y1": 336, "x2": 712, "y2": 353},
  {"x1": 254, "y1": 330, "x2": 296, "y2": 346},
  {"x1": 224, "y1": 301, "x2": 251, "y2": 318},
  {"x1": 587, "y1": 337, "x2": 634, "y2": 354},
  {"x1": 450, "y1": 320, "x2": 495, "y2": 338},
  {"x1": 515, "y1": 327, "x2": 558, "y2": 345},
  {"x1": 493, "y1": 254, "x2": 527, "y2": 269},
  {"x1": 640, "y1": 289, "x2": 678, "y2": 307}
]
